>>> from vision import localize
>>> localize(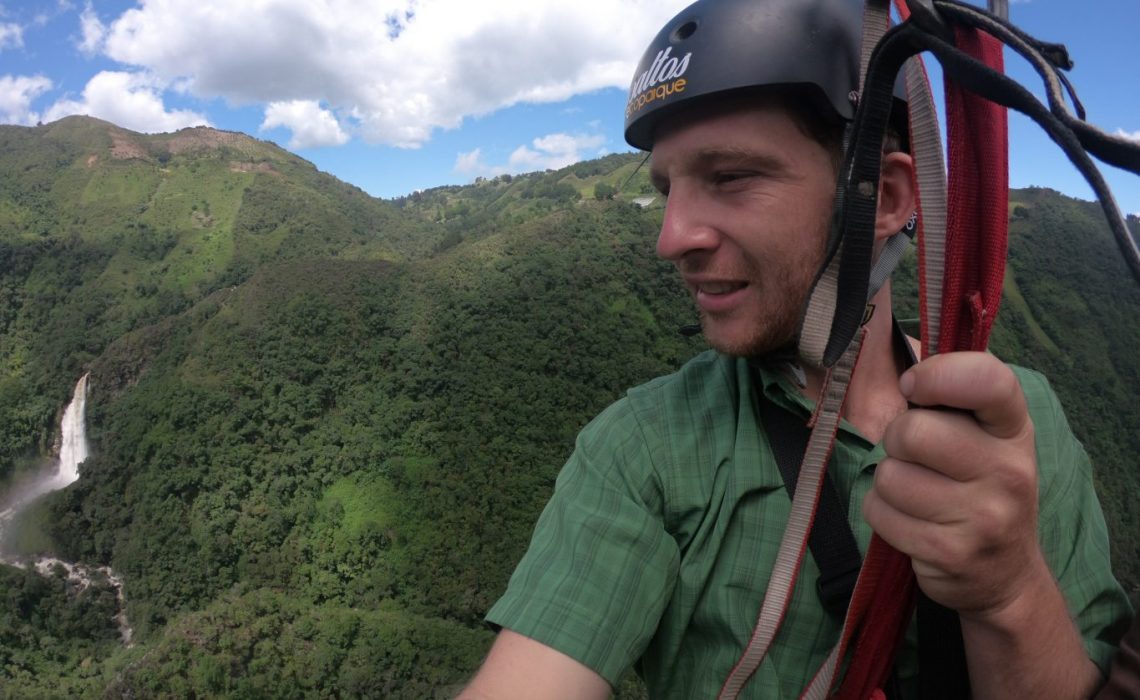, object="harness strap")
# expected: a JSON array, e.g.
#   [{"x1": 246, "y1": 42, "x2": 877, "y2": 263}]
[
  {"x1": 798, "y1": 1, "x2": 892, "y2": 371},
  {"x1": 916, "y1": 590, "x2": 970, "y2": 698},
  {"x1": 717, "y1": 332, "x2": 866, "y2": 700},
  {"x1": 810, "y1": 0, "x2": 1140, "y2": 375},
  {"x1": 757, "y1": 373, "x2": 862, "y2": 619},
  {"x1": 892, "y1": 0, "x2": 950, "y2": 359},
  {"x1": 941, "y1": 22, "x2": 1008, "y2": 352},
  {"x1": 823, "y1": 10, "x2": 1008, "y2": 697},
  {"x1": 836, "y1": 5, "x2": 1140, "y2": 688}
]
